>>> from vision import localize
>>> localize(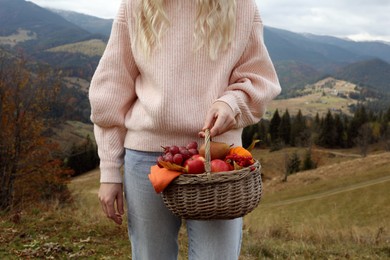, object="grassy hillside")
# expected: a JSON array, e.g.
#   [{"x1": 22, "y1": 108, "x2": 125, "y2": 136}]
[
  {"x1": 62, "y1": 77, "x2": 91, "y2": 94},
  {"x1": 0, "y1": 29, "x2": 36, "y2": 47},
  {"x1": 1, "y1": 149, "x2": 389, "y2": 259},
  {"x1": 46, "y1": 39, "x2": 106, "y2": 57},
  {"x1": 273, "y1": 60, "x2": 322, "y2": 93},
  {"x1": 242, "y1": 151, "x2": 390, "y2": 259},
  {"x1": 49, "y1": 121, "x2": 94, "y2": 156},
  {"x1": 0, "y1": 0, "x2": 90, "y2": 50},
  {"x1": 265, "y1": 77, "x2": 361, "y2": 118}
]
